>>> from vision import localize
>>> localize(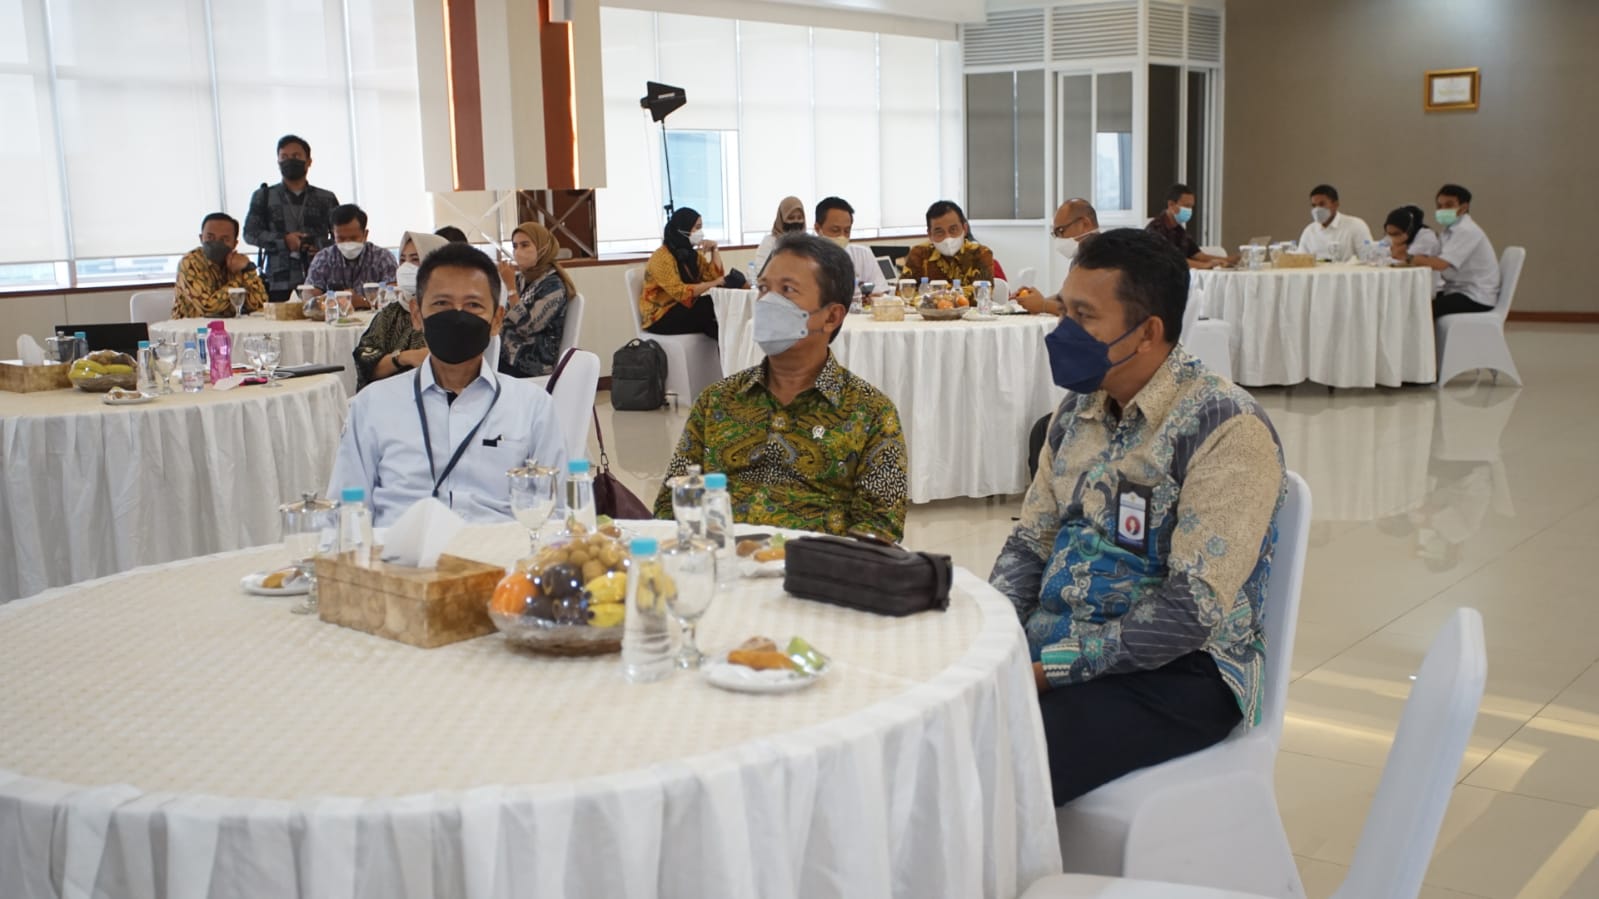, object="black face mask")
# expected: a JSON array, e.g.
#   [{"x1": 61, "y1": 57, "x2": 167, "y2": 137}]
[
  {"x1": 782, "y1": 221, "x2": 806, "y2": 232},
  {"x1": 201, "y1": 240, "x2": 230, "y2": 266},
  {"x1": 279, "y1": 158, "x2": 308, "y2": 181},
  {"x1": 422, "y1": 309, "x2": 493, "y2": 364}
]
